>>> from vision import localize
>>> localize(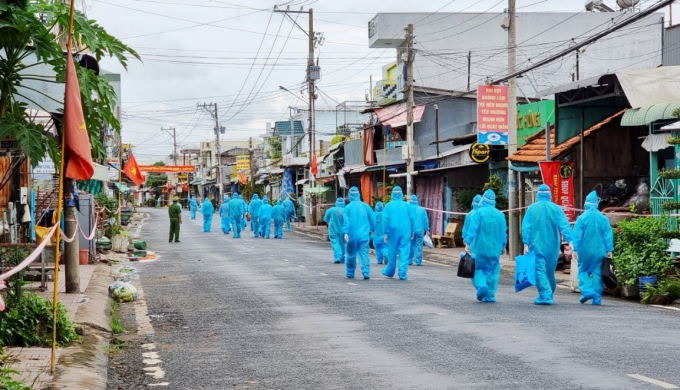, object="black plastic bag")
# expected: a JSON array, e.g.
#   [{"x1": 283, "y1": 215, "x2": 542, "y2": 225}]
[
  {"x1": 457, "y1": 252, "x2": 475, "y2": 279},
  {"x1": 601, "y1": 257, "x2": 618, "y2": 289}
]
